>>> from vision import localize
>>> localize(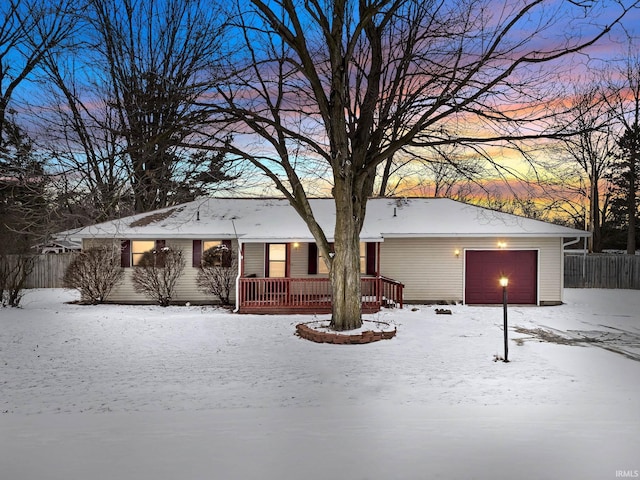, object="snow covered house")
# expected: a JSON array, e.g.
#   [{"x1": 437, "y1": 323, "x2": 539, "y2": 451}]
[{"x1": 73, "y1": 197, "x2": 589, "y2": 312}]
